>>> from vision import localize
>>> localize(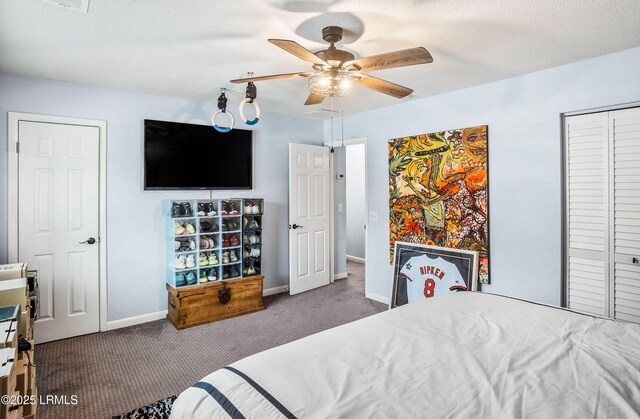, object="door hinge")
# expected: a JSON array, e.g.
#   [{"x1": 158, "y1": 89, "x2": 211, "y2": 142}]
[{"x1": 15, "y1": 142, "x2": 20, "y2": 154}]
